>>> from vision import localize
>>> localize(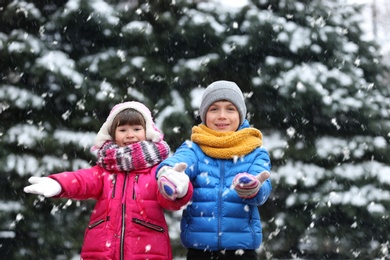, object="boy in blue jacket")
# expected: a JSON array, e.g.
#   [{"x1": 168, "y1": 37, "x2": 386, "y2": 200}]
[{"x1": 156, "y1": 80, "x2": 272, "y2": 260}]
